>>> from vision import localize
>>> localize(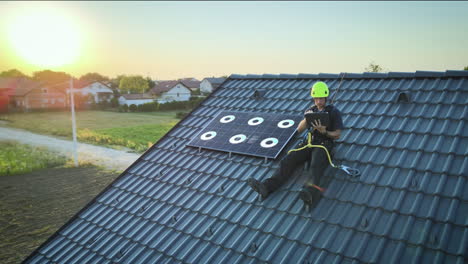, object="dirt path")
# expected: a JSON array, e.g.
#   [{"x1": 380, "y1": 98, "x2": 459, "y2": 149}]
[{"x1": 0, "y1": 127, "x2": 140, "y2": 171}]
